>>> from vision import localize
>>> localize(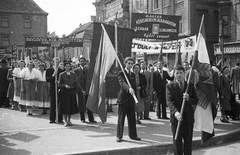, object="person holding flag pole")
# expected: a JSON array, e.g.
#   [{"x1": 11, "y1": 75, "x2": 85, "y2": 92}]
[
  {"x1": 170, "y1": 14, "x2": 218, "y2": 155},
  {"x1": 85, "y1": 23, "x2": 140, "y2": 142}
]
